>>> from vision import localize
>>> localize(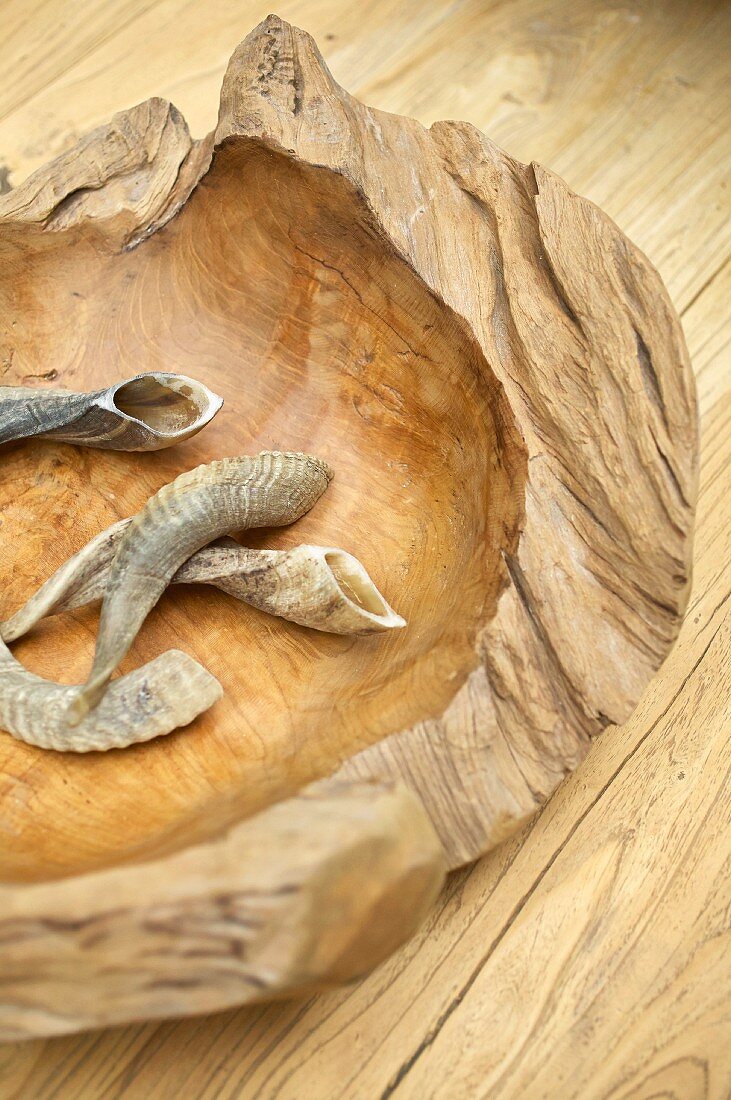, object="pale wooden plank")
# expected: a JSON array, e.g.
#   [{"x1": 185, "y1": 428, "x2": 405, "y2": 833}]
[
  {"x1": 682, "y1": 256, "x2": 731, "y2": 415},
  {"x1": 0, "y1": 0, "x2": 154, "y2": 121},
  {"x1": 0, "y1": 1, "x2": 728, "y2": 1096}
]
